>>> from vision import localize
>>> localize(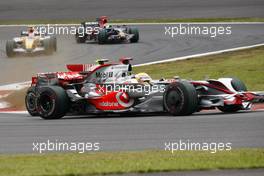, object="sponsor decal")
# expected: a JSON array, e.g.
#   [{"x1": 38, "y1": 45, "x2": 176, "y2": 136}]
[
  {"x1": 99, "y1": 102, "x2": 119, "y2": 107},
  {"x1": 95, "y1": 72, "x2": 113, "y2": 78},
  {"x1": 116, "y1": 92, "x2": 134, "y2": 108},
  {"x1": 57, "y1": 72, "x2": 83, "y2": 80}
]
